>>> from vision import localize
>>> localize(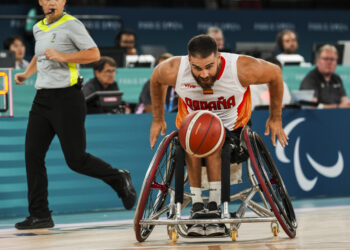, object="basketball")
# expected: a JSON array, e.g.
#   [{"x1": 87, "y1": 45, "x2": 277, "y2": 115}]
[{"x1": 178, "y1": 110, "x2": 226, "y2": 158}]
